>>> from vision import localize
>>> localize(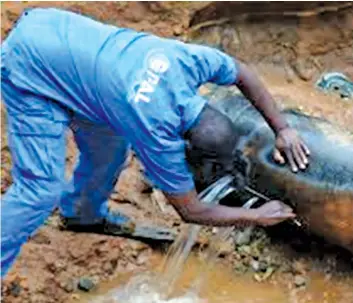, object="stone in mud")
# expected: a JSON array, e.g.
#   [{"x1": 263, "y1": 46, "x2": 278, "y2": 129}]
[
  {"x1": 254, "y1": 266, "x2": 275, "y2": 282},
  {"x1": 60, "y1": 279, "x2": 76, "y2": 293},
  {"x1": 262, "y1": 266, "x2": 275, "y2": 280},
  {"x1": 237, "y1": 245, "x2": 251, "y2": 256},
  {"x1": 78, "y1": 277, "x2": 96, "y2": 292},
  {"x1": 70, "y1": 294, "x2": 81, "y2": 301},
  {"x1": 234, "y1": 261, "x2": 248, "y2": 274},
  {"x1": 9, "y1": 282, "x2": 22, "y2": 297},
  {"x1": 250, "y1": 259, "x2": 260, "y2": 272},
  {"x1": 102, "y1": 261, "x2": 116, "y2": 274},
  {"x1": 136, "y1": 250, "x2": 151, "y2": 265},
  {"x1": 173, "y1": 25, "x2": 183, "y2": 36},
  {"x1": 257, "y1": 260, "x2": 269, "y2": 273},
  {"x1": 218, "y1": 239, "x2": 235, "y2": 257},
  {"x1": 292, "y1": 58, "x2": 317, "y2": 81},
  {"x1": 294, "y1": 275, "x2": 307, "y2": 288},
  {"x1": 291, "y1": 259, "x2": 307, "y2": 275},
  {"x1": 233, "y1": 227, "x2": 253, "y2": 246}
]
